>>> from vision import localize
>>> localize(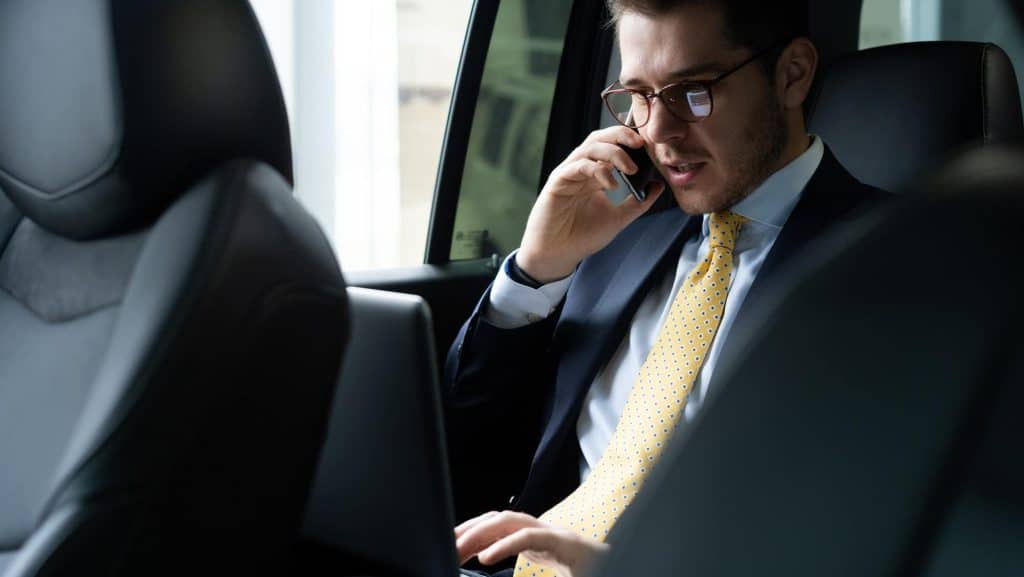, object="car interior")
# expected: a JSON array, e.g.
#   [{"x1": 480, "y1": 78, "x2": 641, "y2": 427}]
[{"x1": 1, "y1": 0, "x2": 1021, "y2": 576}]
